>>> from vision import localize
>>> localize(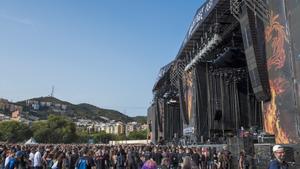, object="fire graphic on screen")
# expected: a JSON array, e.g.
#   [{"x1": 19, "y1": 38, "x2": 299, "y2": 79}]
[
  {"x1": 264, "y1": 78, "x2": 289, "y2": 143},
  {"x1": 265, "y1": 11, "x2": 287, "y2": 70},
  {"x1": 185, "y1": 72, "x2": 193, "y2": 121}
]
